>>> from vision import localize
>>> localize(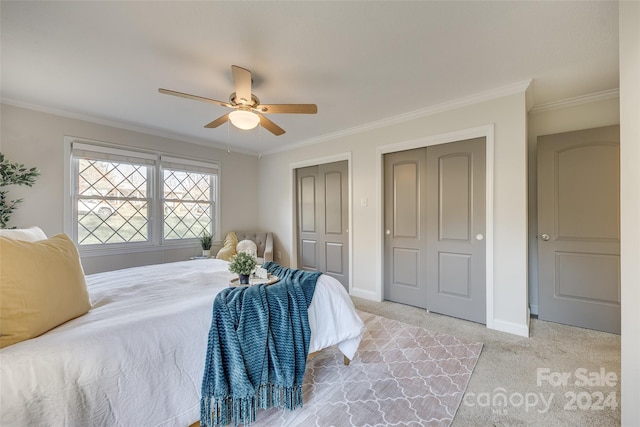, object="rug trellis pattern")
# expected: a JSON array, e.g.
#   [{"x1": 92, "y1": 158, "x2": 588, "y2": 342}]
[{"x1": 254, "y1": 310, "x2": 483, "y2": 427}]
